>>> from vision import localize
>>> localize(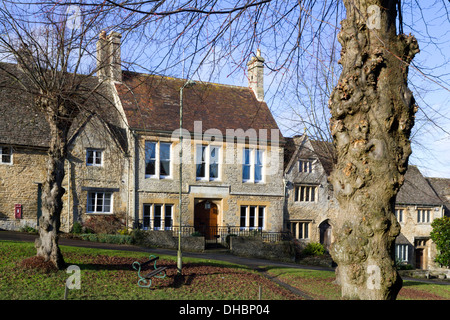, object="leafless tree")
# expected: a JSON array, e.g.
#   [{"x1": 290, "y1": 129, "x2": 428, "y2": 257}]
[
  {"x1": 10, "y1": 0, "x2": 450, "y2": 299},
  {"x1": 0, "y1": 2, "x2": 121, "y2": 269}
]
